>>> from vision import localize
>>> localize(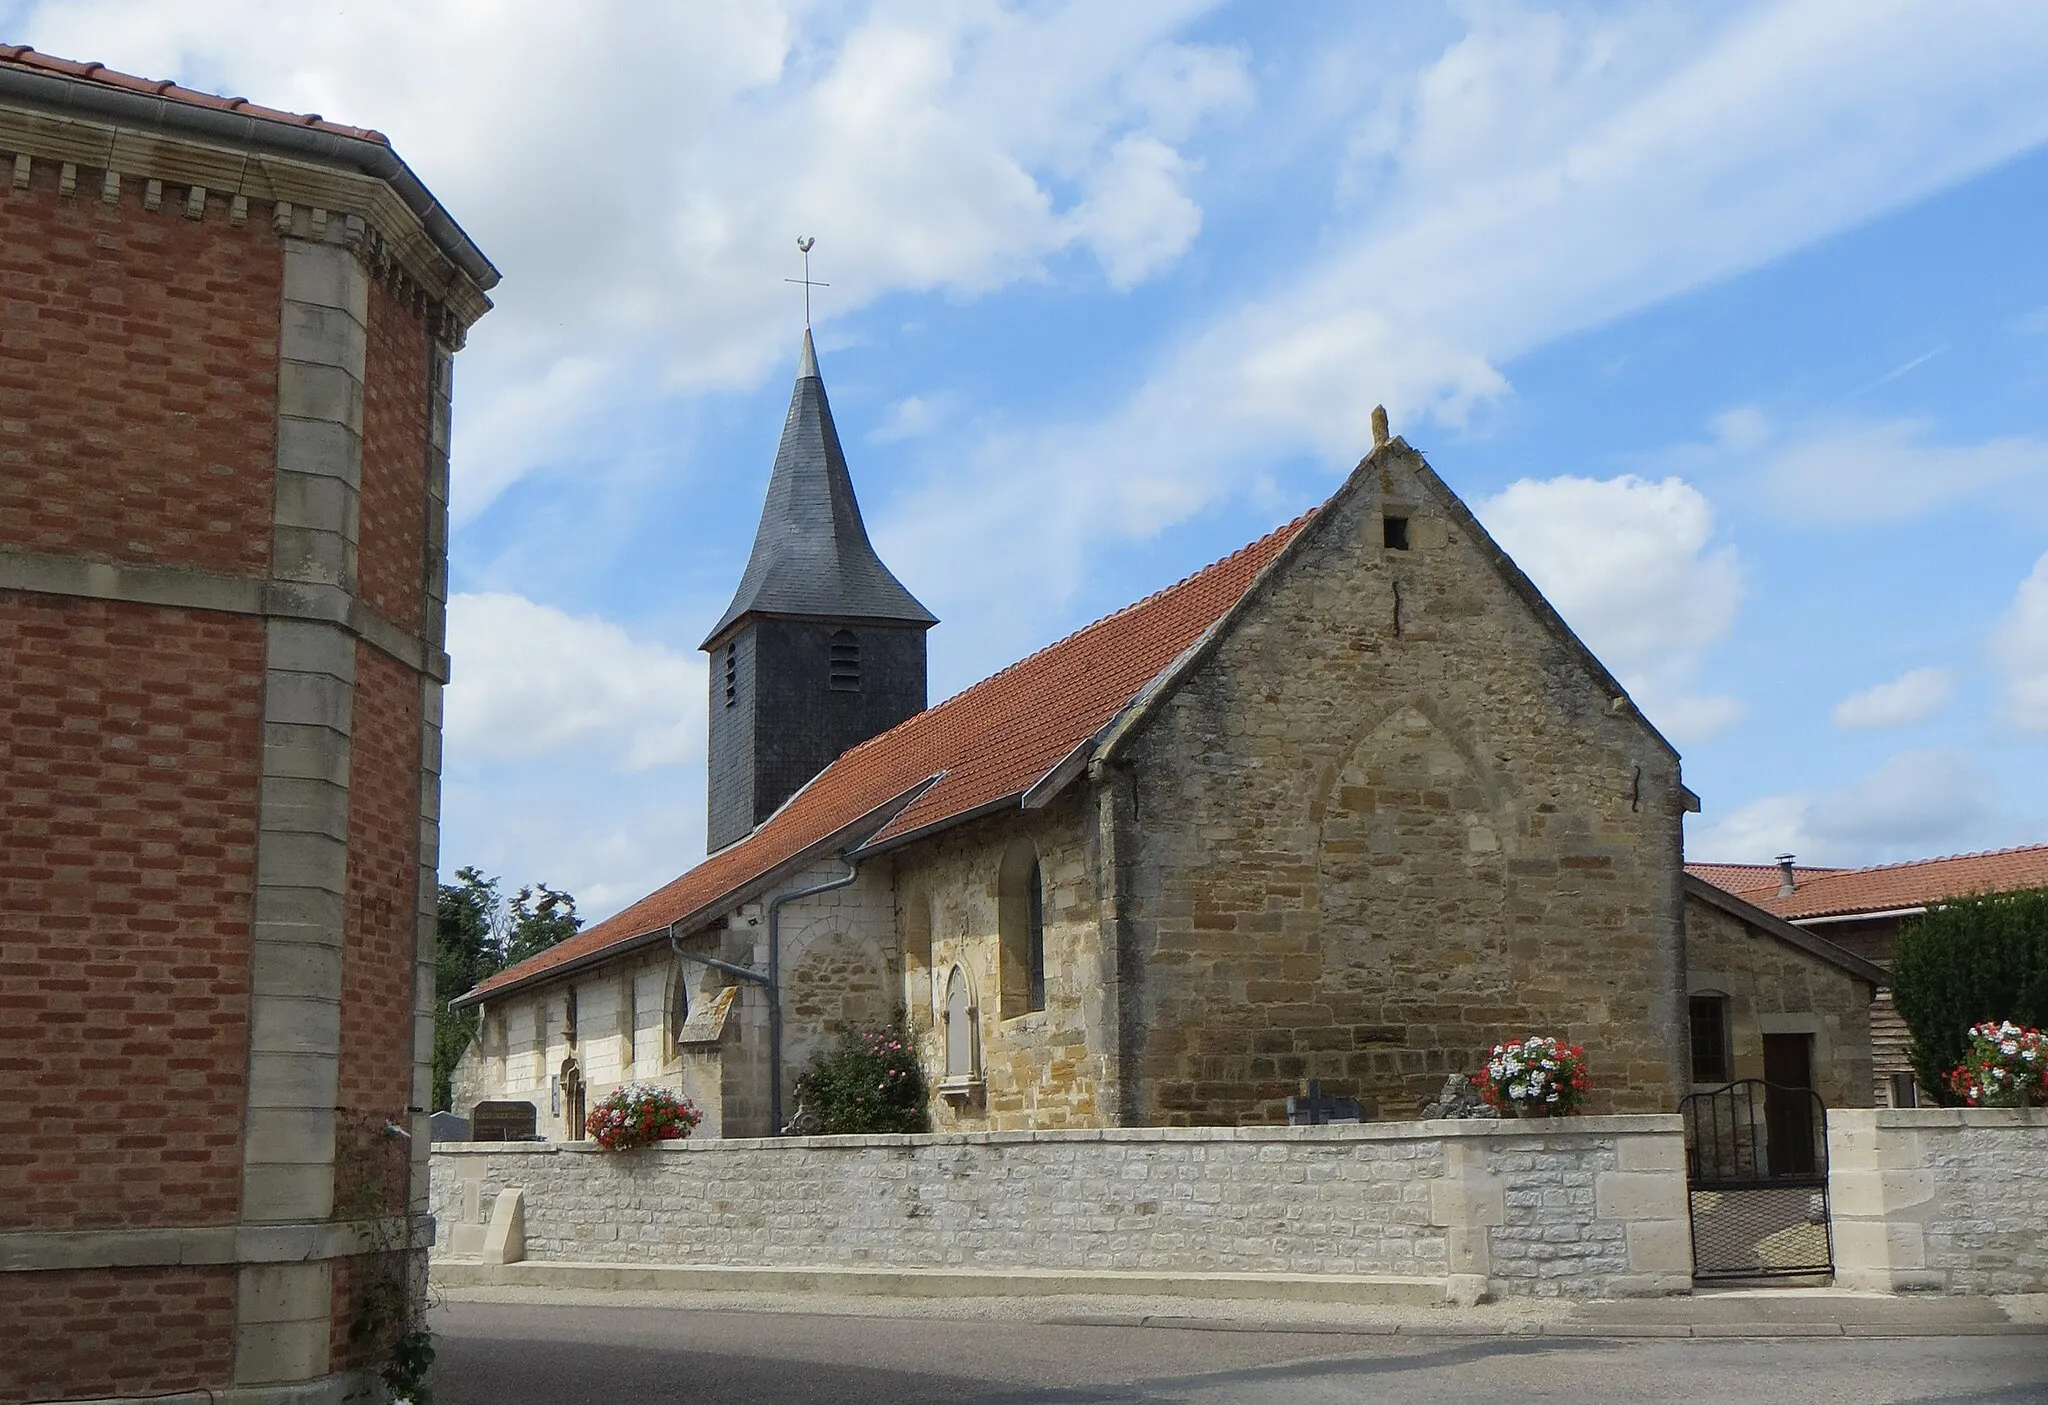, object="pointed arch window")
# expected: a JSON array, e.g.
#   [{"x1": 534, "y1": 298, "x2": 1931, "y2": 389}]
[
  {"x1": 998, "y1": 840, "x2": 1046, "y2": 1018},
  {"x1": 828, "y1": 630, "x2": 860, "y2": 691},
  {"x1": 944, "y1": 965, "x2": 977, "y2": 1080}
]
